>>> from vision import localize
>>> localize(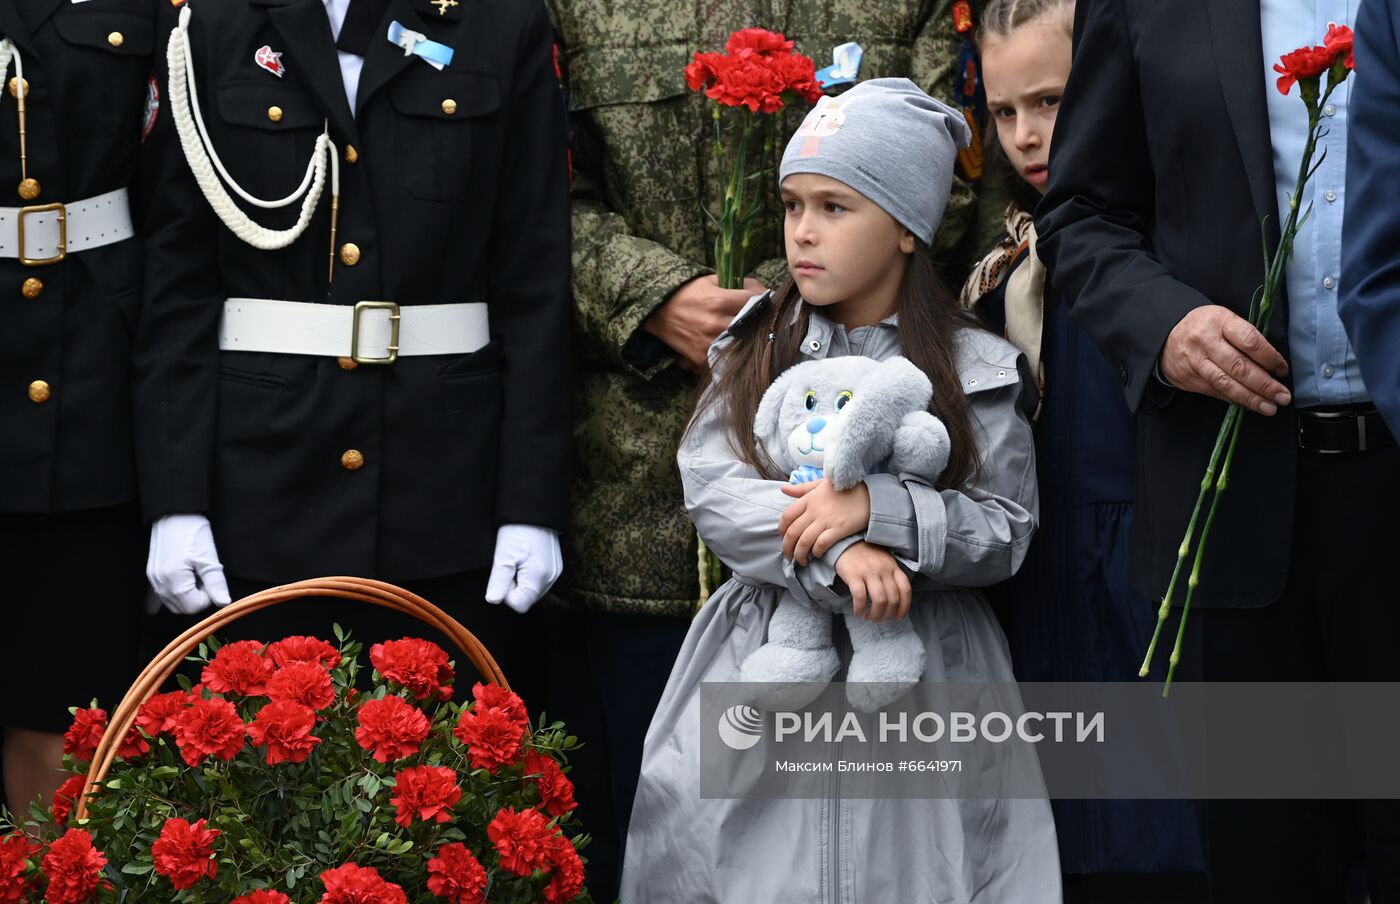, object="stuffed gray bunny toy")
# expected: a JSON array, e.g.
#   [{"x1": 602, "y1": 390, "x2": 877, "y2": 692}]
[{"x1": 741, "y1": 355, "x2": 951, "y2": 712}]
